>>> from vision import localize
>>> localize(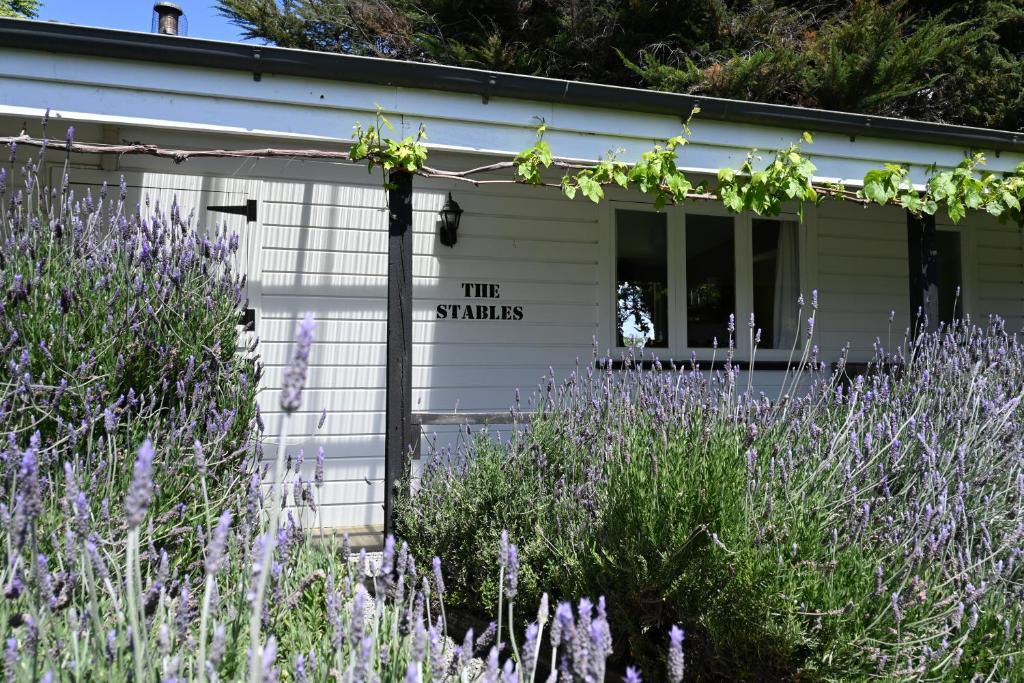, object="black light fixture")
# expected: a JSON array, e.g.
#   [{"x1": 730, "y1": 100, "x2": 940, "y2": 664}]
[{"x1": 438, "y1": 192, "x2": 463, "y2": 247}]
